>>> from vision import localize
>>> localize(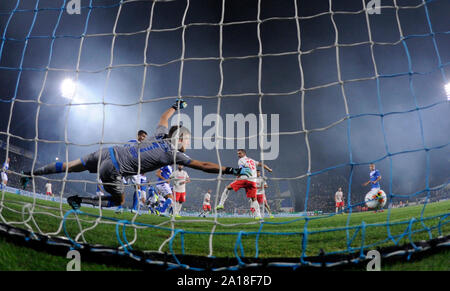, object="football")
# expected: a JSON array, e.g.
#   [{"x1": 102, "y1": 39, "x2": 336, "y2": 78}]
[{"x1": 365, "y1": 189, "x2": 387, "y2": 210}]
